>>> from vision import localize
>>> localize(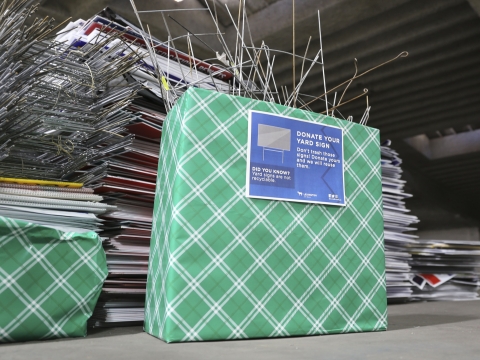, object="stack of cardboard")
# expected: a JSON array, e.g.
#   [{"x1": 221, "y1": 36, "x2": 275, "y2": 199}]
[
  {"x1": 380, "y1": 141, "x2": 419, "y2": 301},
  {"x1": 409, "y1": 240, "x2": 480, "y2": 301}
]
